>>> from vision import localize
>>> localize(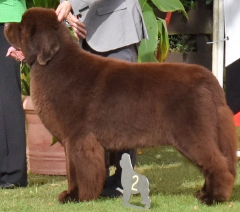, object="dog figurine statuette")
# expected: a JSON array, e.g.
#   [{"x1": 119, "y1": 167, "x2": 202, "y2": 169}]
[{"x1": 120, "y1": 153, "x2": 151, "y2": 209}]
